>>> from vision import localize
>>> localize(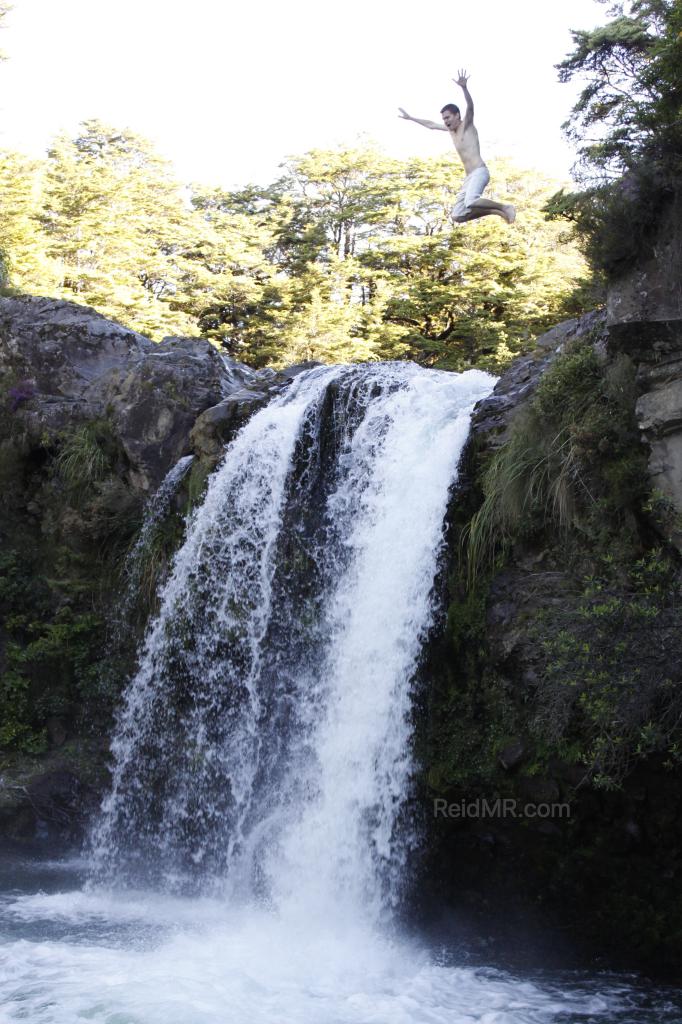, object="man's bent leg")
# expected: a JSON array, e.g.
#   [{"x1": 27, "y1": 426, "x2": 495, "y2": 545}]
[
  {"x1": 452, "y1": 183, "x2": 468, "y2": 222},
  {"x1": 462, "y1": 165, "x2": 515, "y2": 224},
  {"x1": 469, "y1": 197, "x2": 516, "y2": 223},
  {"x1": 453, "y1": 201, "x2": 515, "y2": 224}
]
